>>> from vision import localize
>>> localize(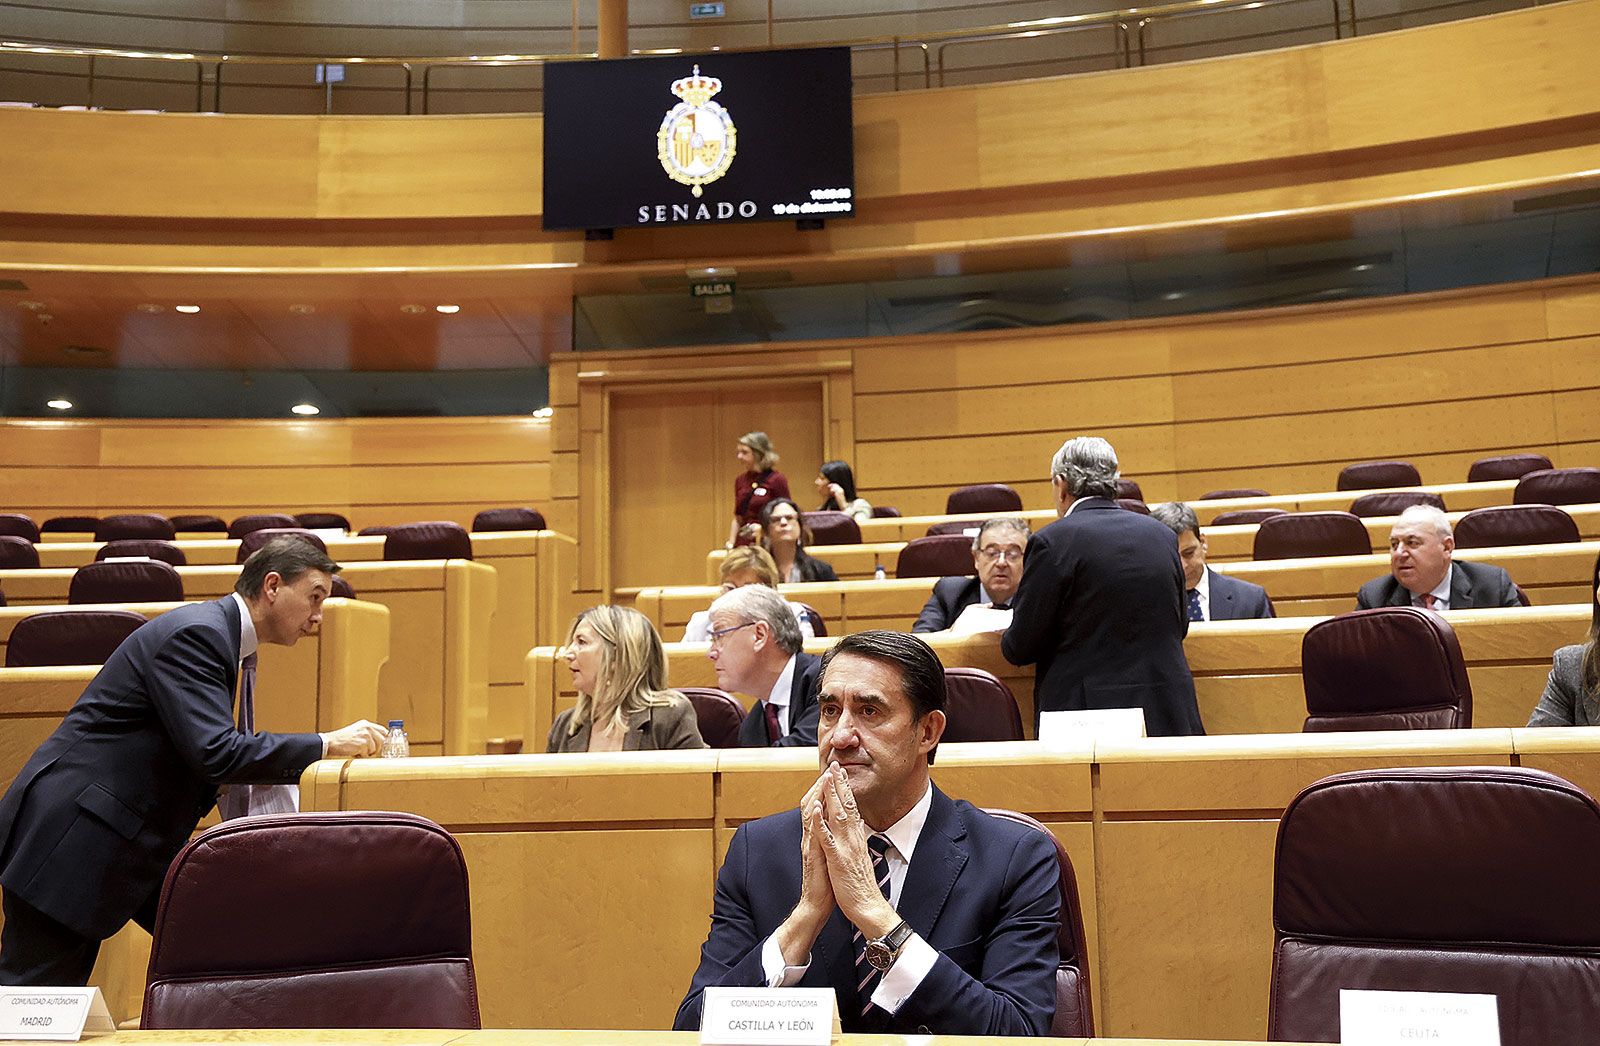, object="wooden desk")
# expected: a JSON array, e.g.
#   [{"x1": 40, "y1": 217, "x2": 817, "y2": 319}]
[
  {"x1": 282, "y1": 732, "x2": 1600, "y2": 1039},
  {"x1": 12, "y1": 1030, "x2": 1324, "y2": 1046},
  {"x1": 0, "y1": 561, "x2": 495, "y2": 755},
  {"x1": 26, "y1": 531, "x2": 574, "y2": 745},
  {"x1": 845, "y1": 480, "x2": 1523, "y2": 544},
  {"x1": 675, "y1": 542, "x2": 1598, "y2": 635},
  {"x1": 0, "y1": 597, "x2": 389, "y2": 787},
  {"x1": 560, "y1": 605, "x2": 1589, "y2": 739}
]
